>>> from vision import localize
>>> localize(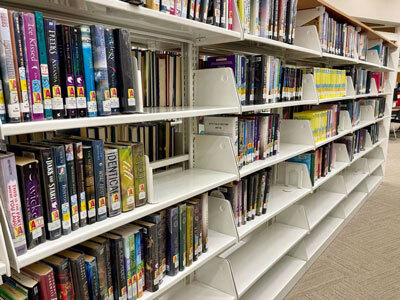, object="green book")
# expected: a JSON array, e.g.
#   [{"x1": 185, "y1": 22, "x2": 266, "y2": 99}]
[{"x1": 186, "y1": 205, "x2": 194, "y2": 266}]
